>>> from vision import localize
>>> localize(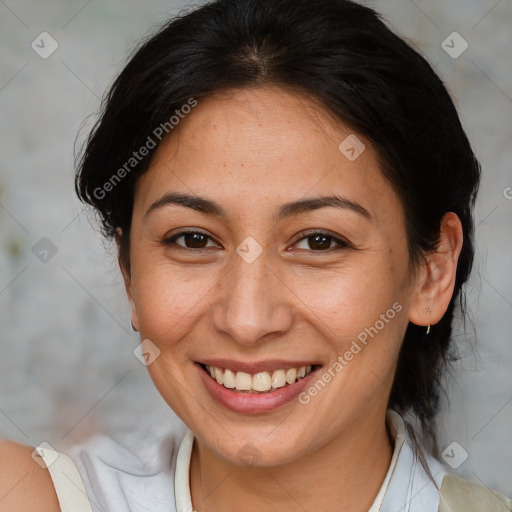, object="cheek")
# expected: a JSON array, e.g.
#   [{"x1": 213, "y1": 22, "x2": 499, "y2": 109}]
[
  {"x1": 289, "y1": 258, "x2": 403, "y2": 340},
  {"x1": 130, "y1": 257, "x2": 218, "y2": 344}
]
